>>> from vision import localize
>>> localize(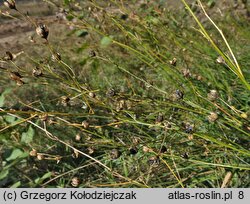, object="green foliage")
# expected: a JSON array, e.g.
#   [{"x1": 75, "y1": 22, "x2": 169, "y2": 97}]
[
  {"x1": 100, "y1": 36, "x2": 113, "y2": 47},
  {"x1": 75, "y1": 30, "x2": 88, "y2": 38},
  {"x1": 6, "y1": 149, "x2": 26, "y2": 161},
  {"x1": 0, "y1": 88, "x2": 12, "y2": 107},
  {"x1": 21, "y1": 126, "x2": 35, "y2": 144}
]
